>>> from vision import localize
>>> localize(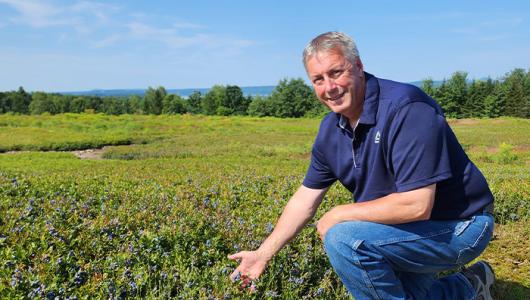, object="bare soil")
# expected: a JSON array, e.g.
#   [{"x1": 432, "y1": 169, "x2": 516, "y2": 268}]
[{"x1": 72, "y1": 147, "x2": 108, "y2": 160}]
